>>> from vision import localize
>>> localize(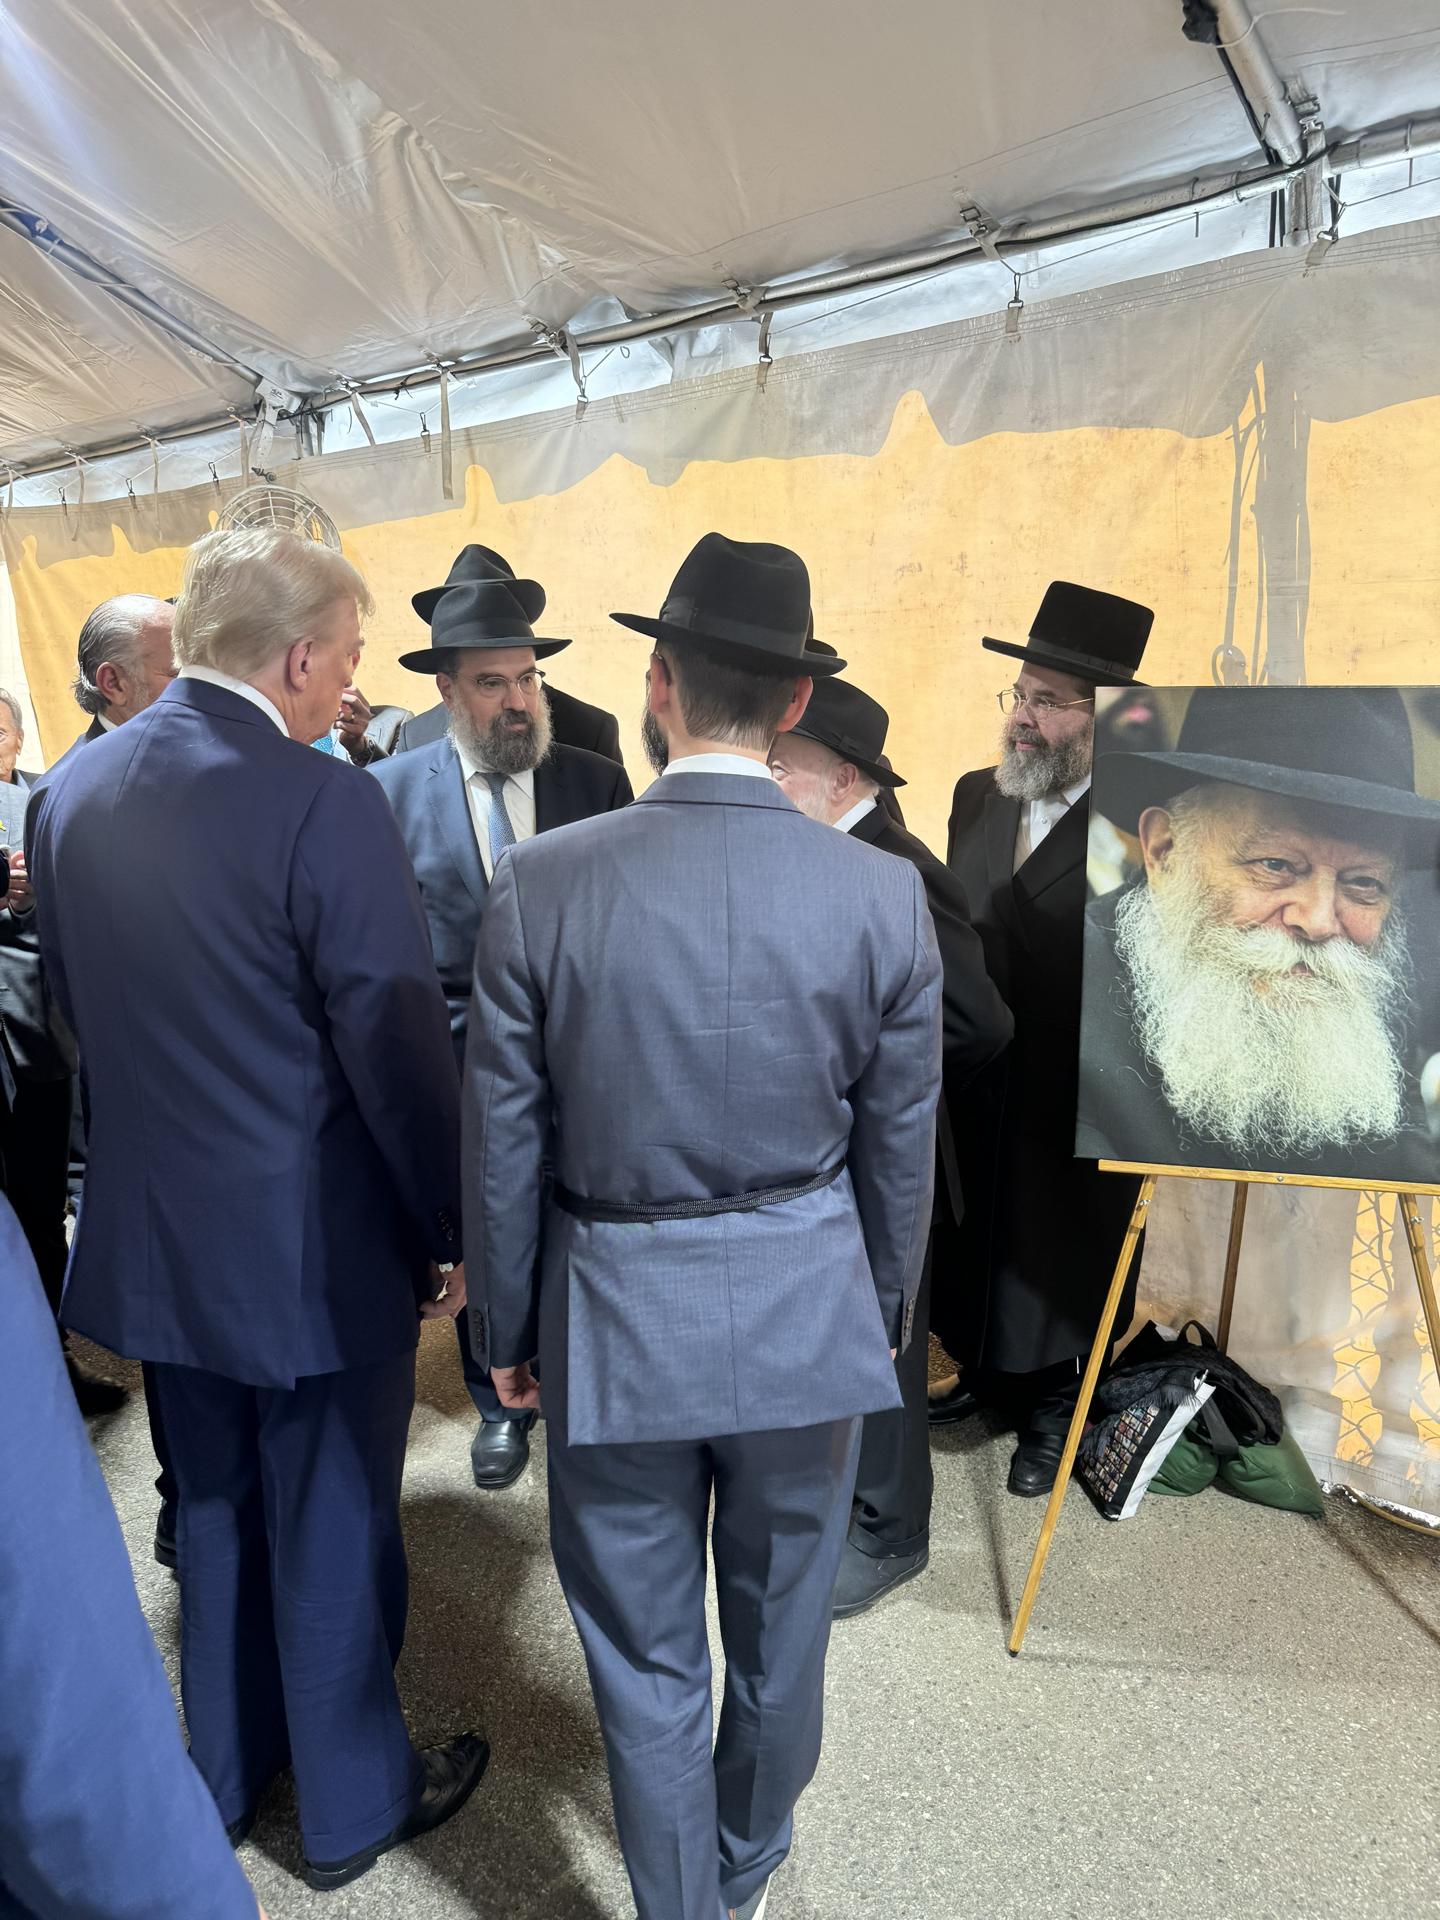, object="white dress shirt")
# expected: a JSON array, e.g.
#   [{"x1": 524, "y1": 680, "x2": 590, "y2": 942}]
[
  {"x1": 176, "y1": 665, "x2": 288, "y2": 737},
  {"x1": 453, "y1": 737, "x2": 537, "y2": 881},
  {"x1": 834, "y1": 794, "x2": 878, "y2": 835},
  {"x1": 660, "y1": 752, "x2": 775, "y2": 782},
  {"x1": 95, "y1": 713, "x2": 118, "y2": 735},
  {"x1": 1014, "y1": 774, "x2": 1091, "y2": 874}
]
